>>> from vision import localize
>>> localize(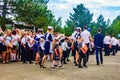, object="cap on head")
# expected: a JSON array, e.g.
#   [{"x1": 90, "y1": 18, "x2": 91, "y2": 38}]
[{"x1": 48, "y1": 26, "x2": 53, "y2": 30}]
